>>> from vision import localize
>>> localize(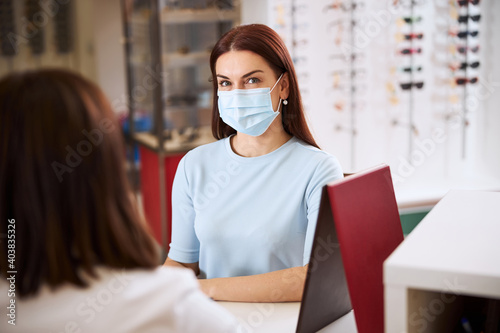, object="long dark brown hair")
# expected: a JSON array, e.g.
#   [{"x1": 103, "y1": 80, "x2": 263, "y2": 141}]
[
  {"x1": 0, "y1": 69, "x2": 158, "y2": 298},
  {"x1": 209, "y1": 24, "x2": 319, "y2": 148}
]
